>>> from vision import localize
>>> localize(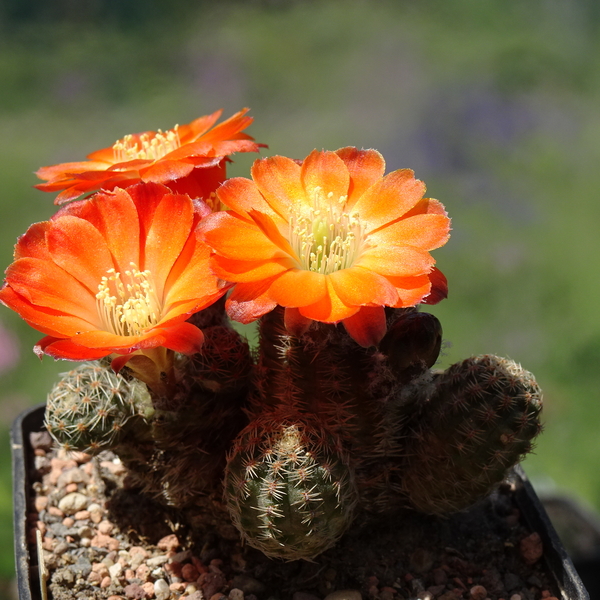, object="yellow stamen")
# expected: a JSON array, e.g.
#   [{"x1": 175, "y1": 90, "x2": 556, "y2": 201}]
[
  {"x1": 96, "y1": 264, "x2": 162, "y2": 337},
  {"x1": 112, "y1": 126, "x2": 181, "y2": 163},
  {"x1": 289, "y1": 186, "x2": 365, "y2": 274}
]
